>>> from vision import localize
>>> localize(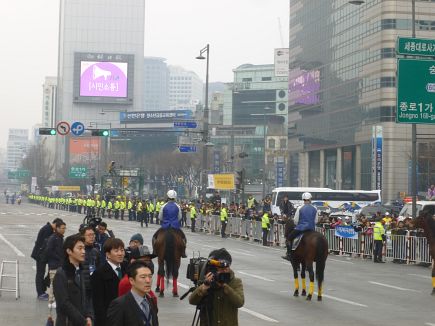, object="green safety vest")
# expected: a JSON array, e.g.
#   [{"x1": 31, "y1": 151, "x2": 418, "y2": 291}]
[
  {"x1": 220, "y1": 208, "x2": 228, "y2": 221},
  {"x1": 373, "y1": 222, "x2": 385, "y2": 241},
  {"x1": 262, "y1": 213, "x2": 270, "y2": 229},
  {"x1": 190, "y1": 206, "x2": 197, "y2": 219},
  {"x1": 101, "y1": 200, "x2": 106, "y2": 208}
]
